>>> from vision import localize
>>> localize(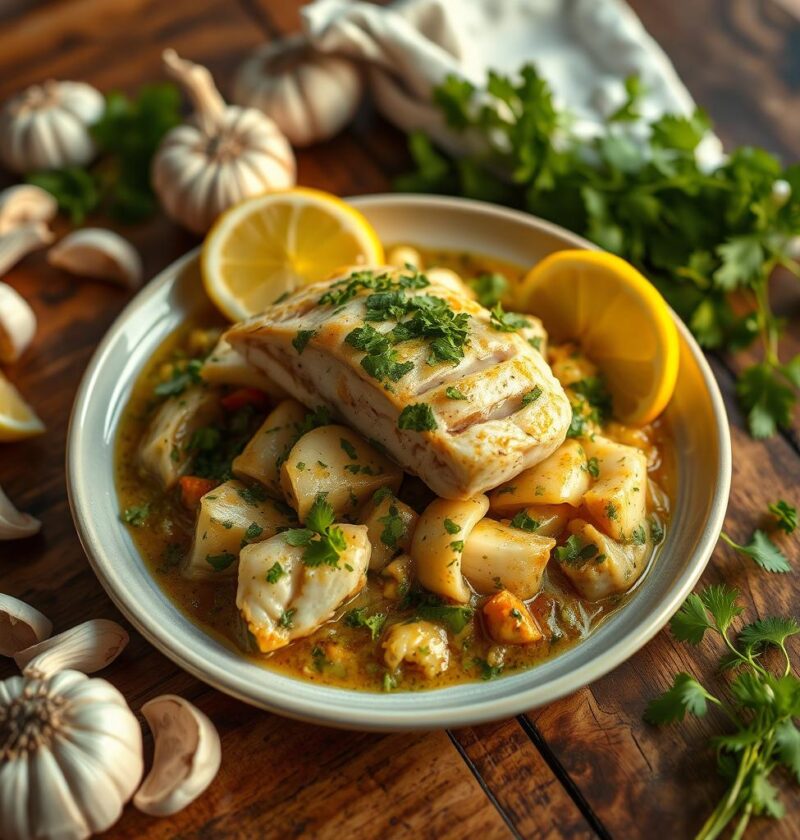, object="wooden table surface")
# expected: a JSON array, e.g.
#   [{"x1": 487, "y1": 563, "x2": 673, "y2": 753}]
[{"x1": 1, "y1": 1, "x2": 798, "y2": 838}]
